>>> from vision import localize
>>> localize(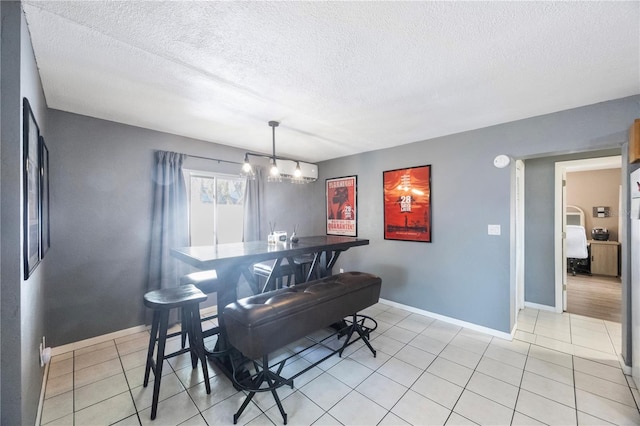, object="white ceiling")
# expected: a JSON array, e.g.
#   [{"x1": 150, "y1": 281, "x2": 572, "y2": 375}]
[{"x1": 22, "y1": 1, "x2": 639, "y2": 163}]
